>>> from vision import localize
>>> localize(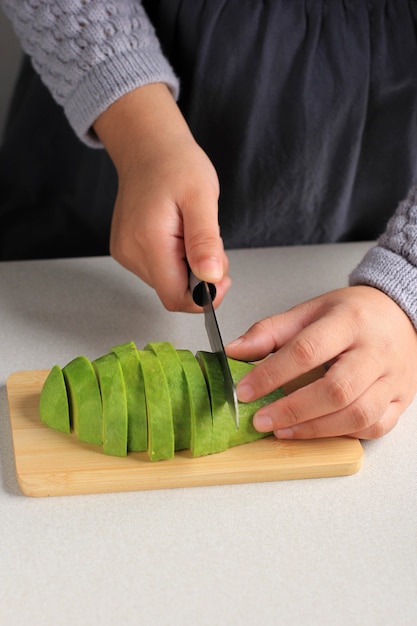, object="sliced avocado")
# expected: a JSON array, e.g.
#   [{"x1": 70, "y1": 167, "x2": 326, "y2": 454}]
[
  {"x1": 40, "y1": 343, "x2": 286, "y2": 461},
  {"x1": 63, "y1": 356, "x2": 102, "y2": 446},
  {"x1": 176, "y1": 349, "x2": 212, "y2": 457},
  {"x1": 227, "y1": 357, "x2": 284, "y2": 449},
  {"x1": 111, "y1": 341, "x2": 147, "y2": 452},
  {"x1": 139, "y1": 350, "x2": 174, "y2": 461},
  {"x1": 196, "y1": 351, "x2": 233, "y2": 454},
  {"x1": 145, "y1": 341, "x2": 191, "y2": 451},
  {"x1": 39, "y1": 365, "x2": 70, "y2": 434},
  {"x1": 92, "y1": 352, "x2": 128, "y2": 457},
  {"x1": 197, "y1": 352, "x2": 284, "y2": 453}
]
